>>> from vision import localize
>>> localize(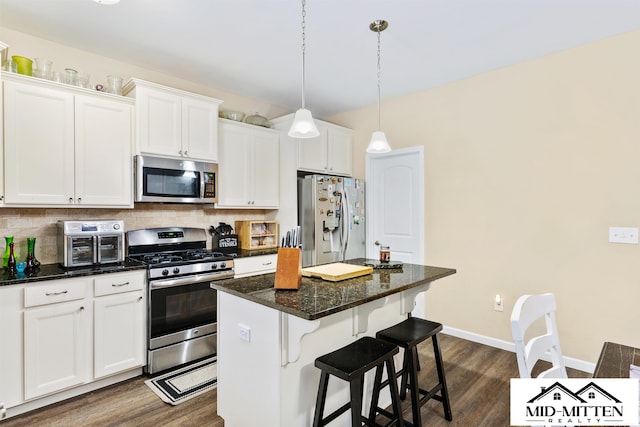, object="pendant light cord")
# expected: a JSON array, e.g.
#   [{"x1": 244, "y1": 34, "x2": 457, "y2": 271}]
[
  {"x1": 301, "y1": 0, "x2": 307, "y2": 109},
  {"x1": 376, "y1": 27, "x2": 381, "y2": 132}
]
